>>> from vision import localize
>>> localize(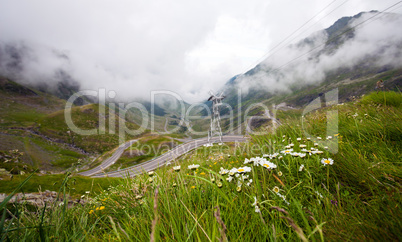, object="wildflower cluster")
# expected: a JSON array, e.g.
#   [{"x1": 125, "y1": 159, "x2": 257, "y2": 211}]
[
  {"x1": 89, "y1": 205, "x2": 105, "y2": 215},
  {"x1": 219, "y1": 166, "x2": 253, "y2": 189}
]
